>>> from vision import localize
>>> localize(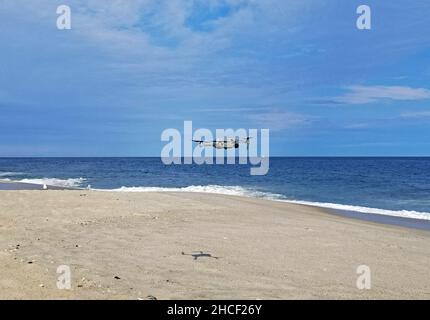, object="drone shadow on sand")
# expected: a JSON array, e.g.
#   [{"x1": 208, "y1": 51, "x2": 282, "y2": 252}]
[{"x1": 181, "y1": 251, "x2": 220, "y2": 260}]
